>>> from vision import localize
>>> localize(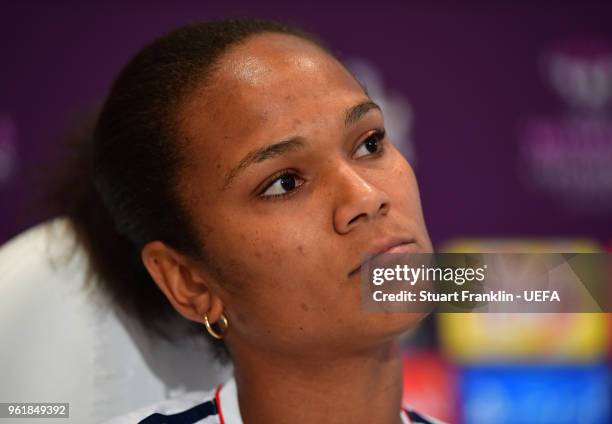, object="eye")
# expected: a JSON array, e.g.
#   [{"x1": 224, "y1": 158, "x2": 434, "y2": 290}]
[
  {"x1": 353, "y1": 129, "x2": 386, "y2": 159},
  {"x1": 260, "y1": 172, "x2": 305, "y2": 199}
]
